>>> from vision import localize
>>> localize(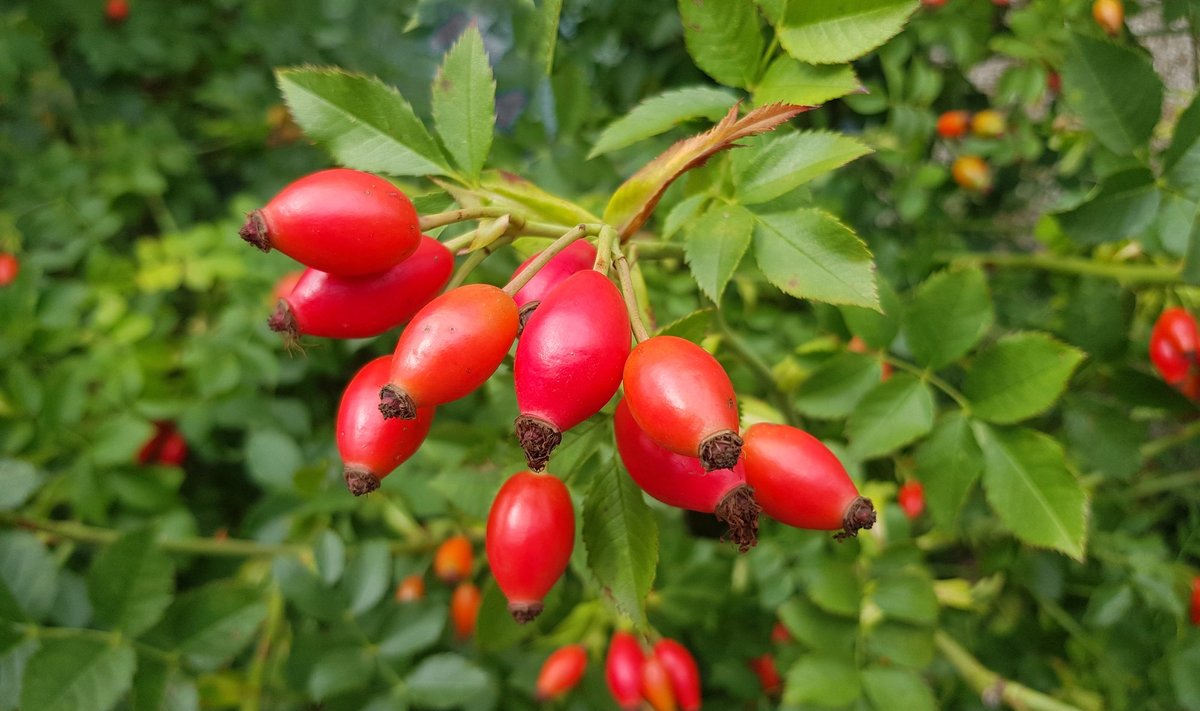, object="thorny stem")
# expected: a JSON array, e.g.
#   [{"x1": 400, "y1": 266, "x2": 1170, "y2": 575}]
[
  {"x1": 502, "y1": 224, "x2": 589, "y2": 296},
  {"x1": 615, "y1": 248, "x2": 651, "y2": 342},
  {"x1": 882, "y1": 354, "x2": 972, "y2": 414},
  {"x1": 934, "y1": 631, "x2": 1085, "y2": 711},
  {"x1": 937, "y1": 251, "x2": 1181, "y2": 285},
  {"x1": 593, "y1": 225, "x2": 617, "y2": 274},
  {"x1": 714, "y1": 307, "x2": 799, "y2": 426}
]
